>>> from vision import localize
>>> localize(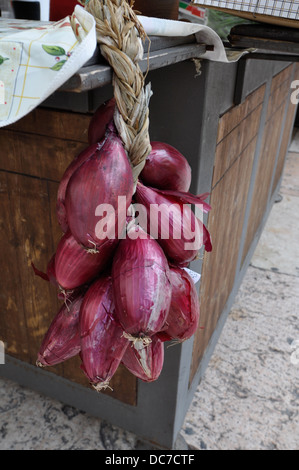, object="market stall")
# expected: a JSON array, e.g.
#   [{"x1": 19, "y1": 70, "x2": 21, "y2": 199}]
[{"x1": 0, "y1": 1, "x2": 298, "y2": 449}]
